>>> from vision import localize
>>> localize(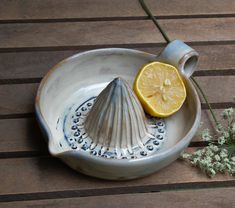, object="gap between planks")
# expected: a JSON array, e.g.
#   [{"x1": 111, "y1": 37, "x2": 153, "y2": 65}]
[
  {"x1": 0, "y1": 151, "x2": 234, "y2": 199},
  {"x1": 0, "y1": 188, "x2": 235, "y2": 208},
  {"x1": 1, "y1": 13, "x2": 235, "y2": 24},
  {"x1": 0, "y1": 70, "x2": 235, "y2": 85},
  {"x1": 1, "y1": 41, "x2": 235, "y2": 53},
  {"x1": 0, "y1": 181, "x2": 235, "y2": 203},
  {"x1": 0, "y1": 0, "x2": 234, "y2": 23},
  {"x1": 0, "y1": 18, "x2": 235, "y2": 51}
]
